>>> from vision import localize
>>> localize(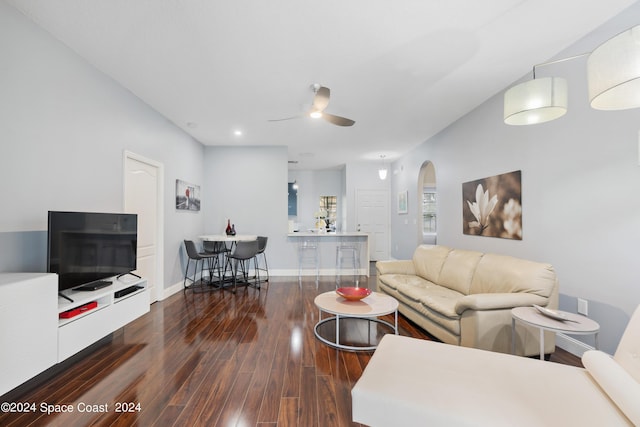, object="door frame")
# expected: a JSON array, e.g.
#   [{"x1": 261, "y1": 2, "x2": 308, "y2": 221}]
[
  {"x1": 123, "y1": 150, "x2": 165, "y2": 303},
  {"x1": 355, "y1": 188, "x2": 390, "y2": 261}
]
